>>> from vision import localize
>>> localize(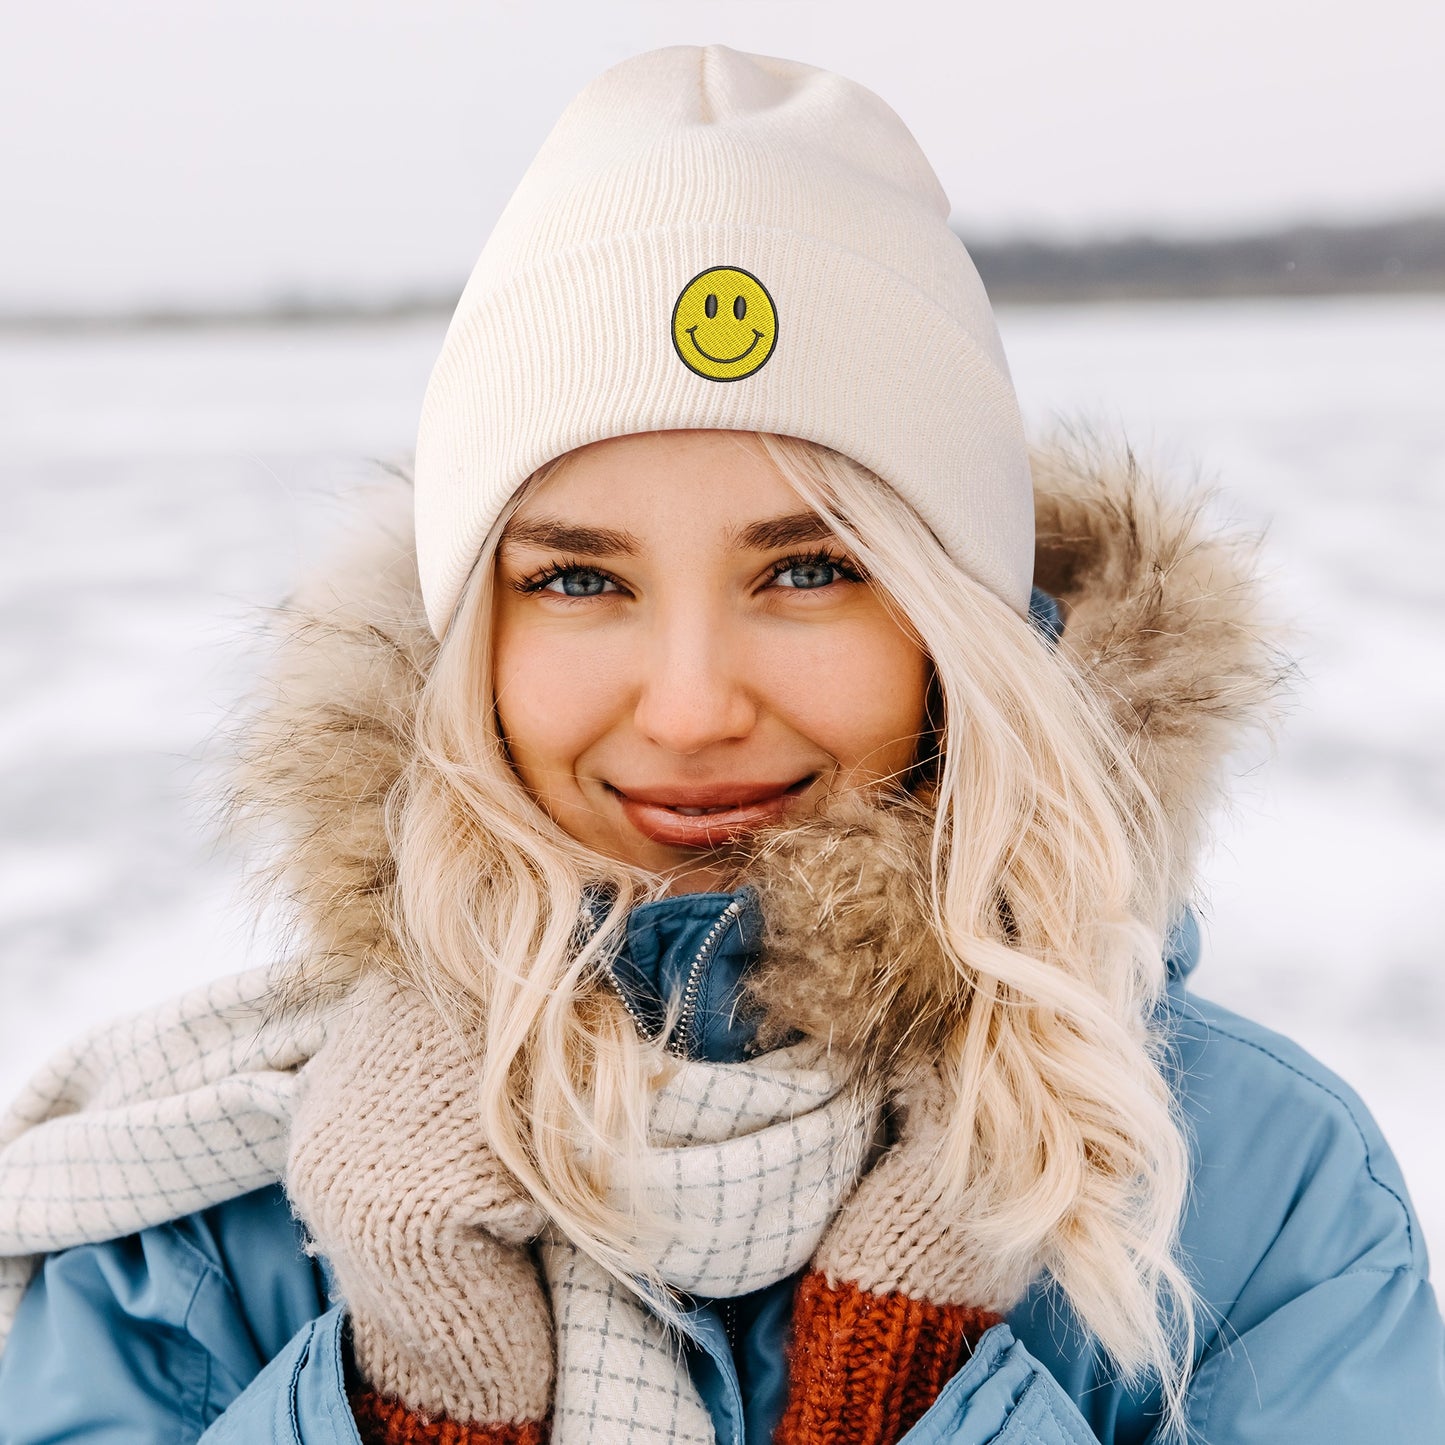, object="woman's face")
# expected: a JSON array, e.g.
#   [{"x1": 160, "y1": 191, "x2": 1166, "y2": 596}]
[{"x1": 492, "y1": 430, "x2": 931, "y2": 892}]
